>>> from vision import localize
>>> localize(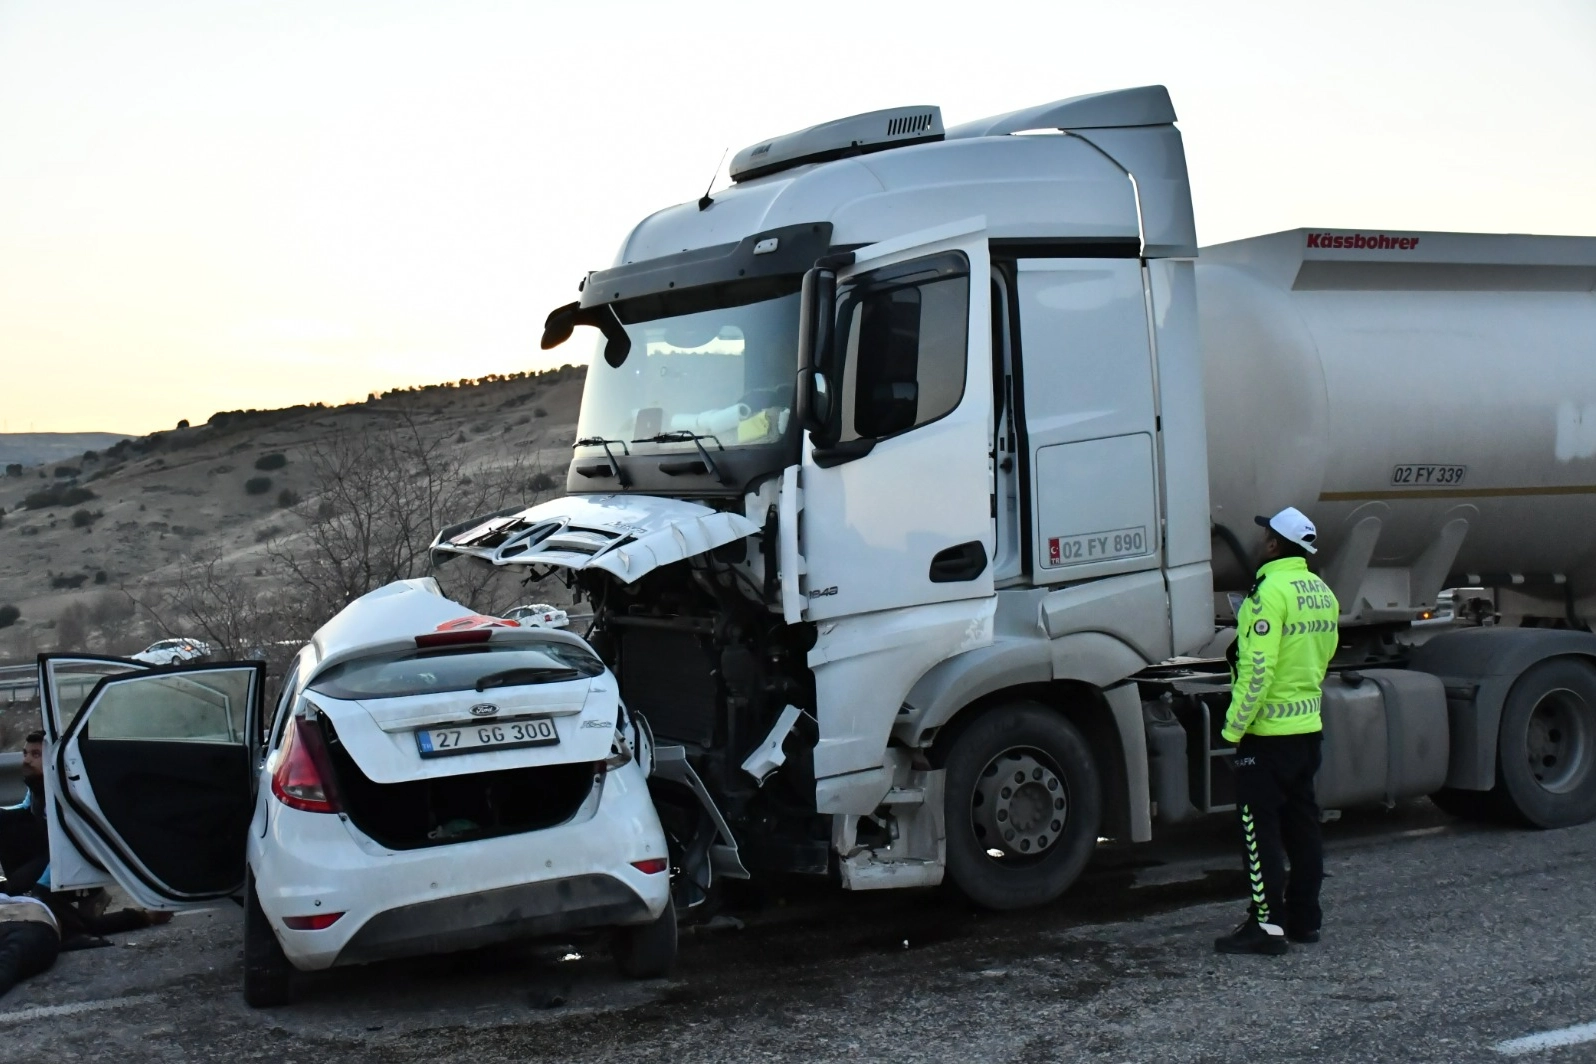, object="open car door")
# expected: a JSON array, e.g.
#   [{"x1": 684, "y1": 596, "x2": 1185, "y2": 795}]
[
  {"x1": 37, "y1": 656, "x2": 149, "y2": 891},
  {"x1": 45, "y1": 657, "x2": 265, "y2": 908}
]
